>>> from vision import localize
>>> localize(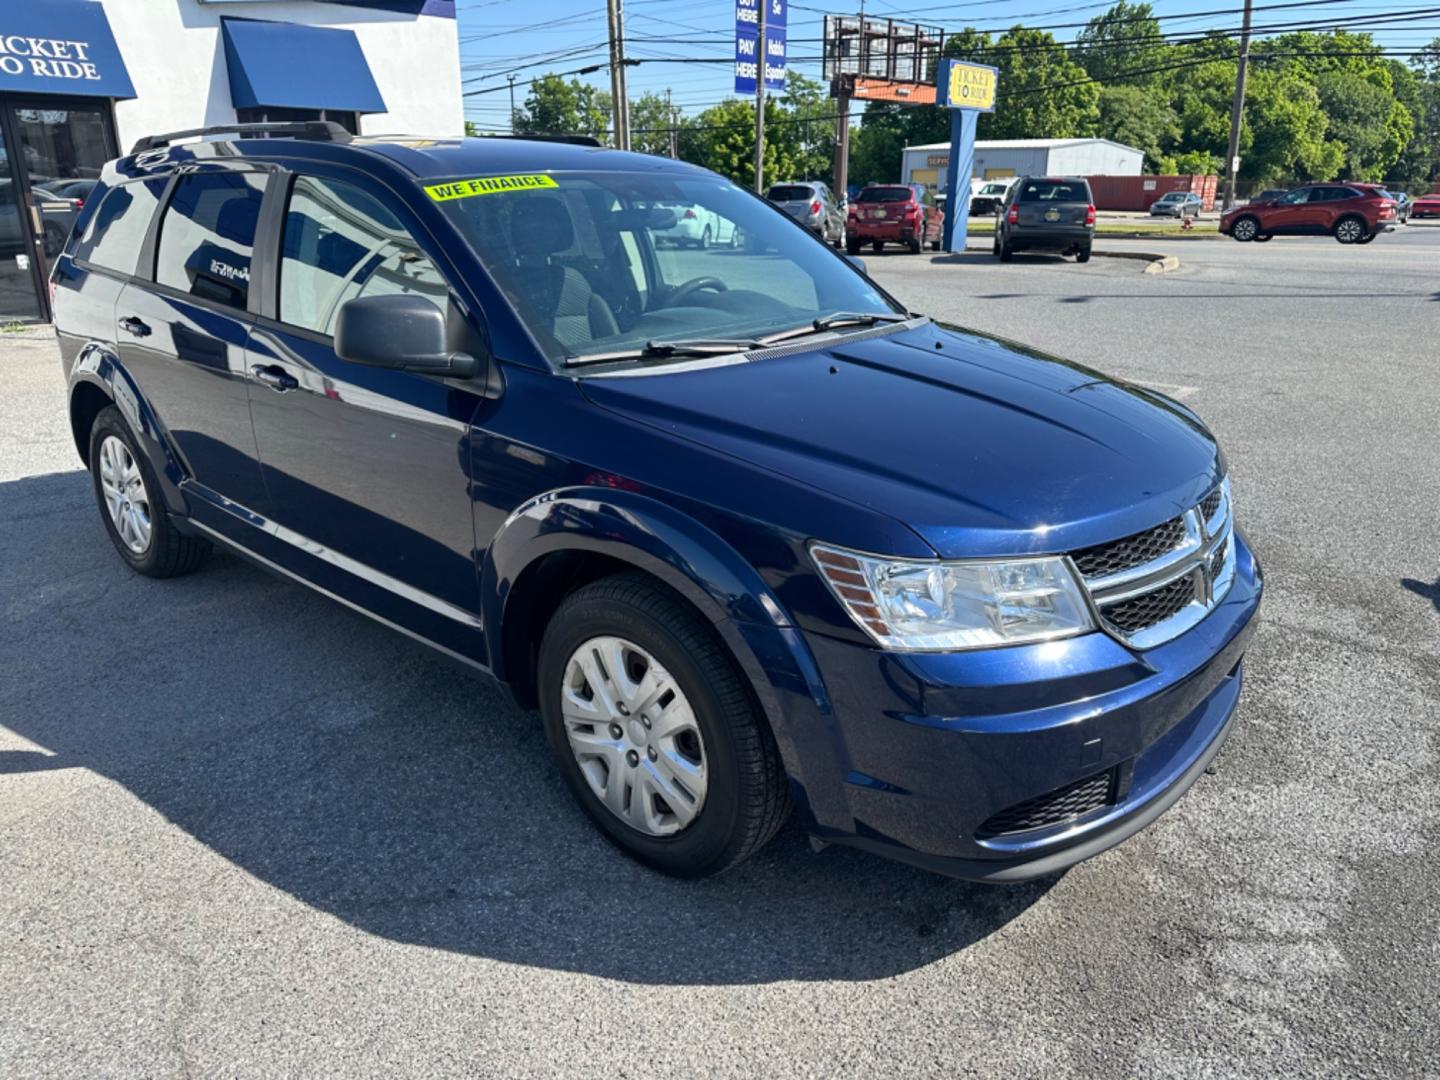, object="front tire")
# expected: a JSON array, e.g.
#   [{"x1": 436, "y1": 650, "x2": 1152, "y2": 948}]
[
  {"x1": 1230, "y1": 215, "x2": 1260, "y2": 242},
  {"x1": 845, "y1": 237, "x2": 861, "y2": 256},
  {"x1": 88, "y1": 406, "x2": 209, "y2": 578},
  {"x1": 537, "y1": 573, "x2": 790, "y2": 878},
  {"x1": 872, "y1": 240, "x2": 883, "y2": 253}
]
